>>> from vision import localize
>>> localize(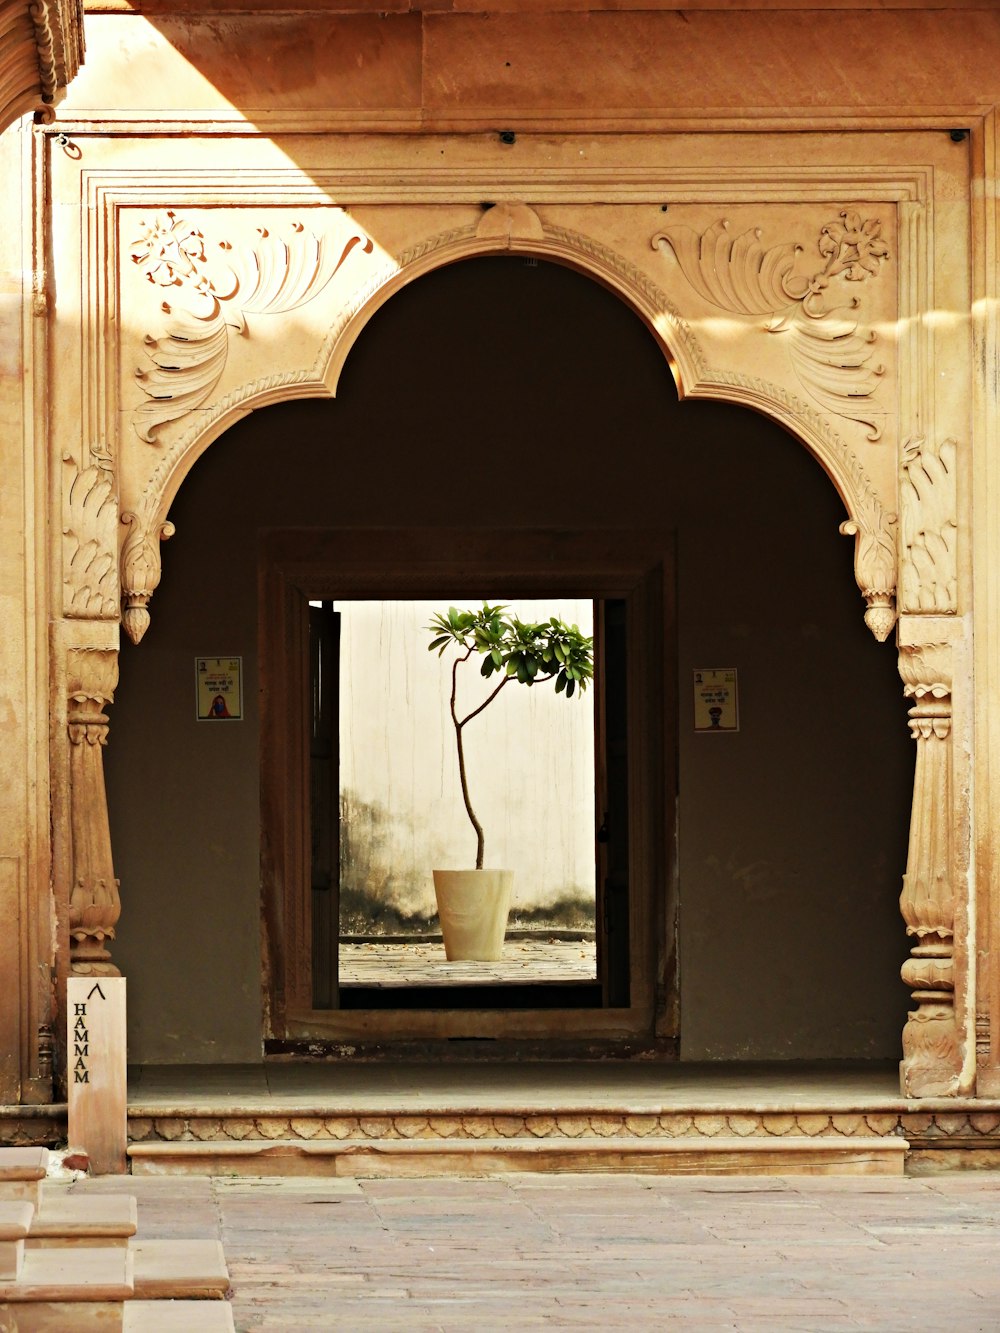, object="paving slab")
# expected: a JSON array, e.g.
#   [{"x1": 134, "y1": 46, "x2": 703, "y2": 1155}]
[{"x1": 58, "y1": 1170, "x2": 1000, "y2": 1330}]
